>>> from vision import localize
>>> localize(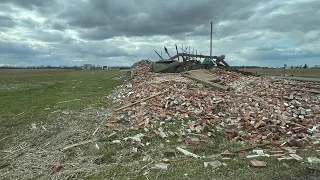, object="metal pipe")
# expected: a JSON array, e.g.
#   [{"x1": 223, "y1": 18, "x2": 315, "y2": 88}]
[
  {"x1": 154, "y1": 50, "x2": 164, "y2": 60},
  {"x1": 175, "y1": 44, "x2": 180, "y2": 61},
  {"x1": 210, "y1": 21, "x2": 213, "y2": 58},
  {"x1": 164, "y1": 46, "x2": 172, "y2": 59}
]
